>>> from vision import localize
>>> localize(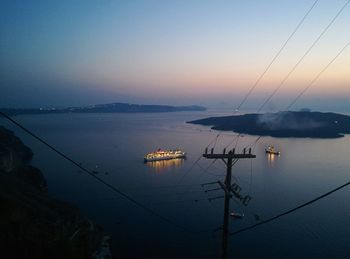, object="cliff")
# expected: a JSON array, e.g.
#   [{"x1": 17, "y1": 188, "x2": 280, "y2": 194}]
[{"x1": 0, "y1": 126, "x2": 110, "y2": 258}]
